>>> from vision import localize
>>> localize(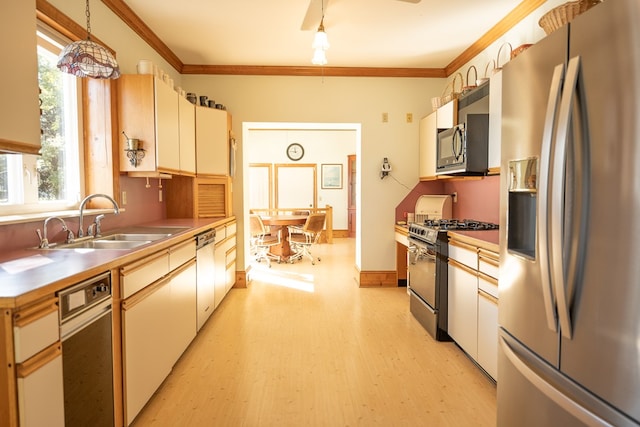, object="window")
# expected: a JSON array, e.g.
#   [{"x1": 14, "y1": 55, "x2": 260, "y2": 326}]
[{"x1": 0, "y1": 24, "x2": 82, "y2": 215}]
